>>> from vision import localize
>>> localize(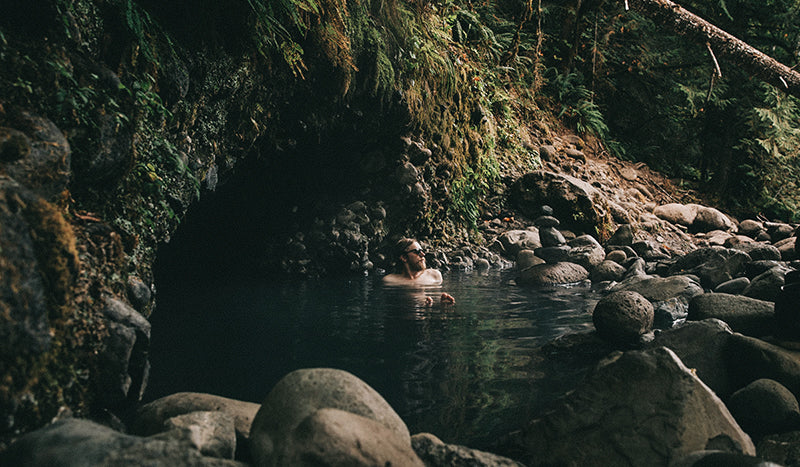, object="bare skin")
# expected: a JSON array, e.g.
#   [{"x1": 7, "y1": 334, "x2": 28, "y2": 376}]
[{"x1": 383, "y1": 241, "x2": 455, "y2": 305}]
